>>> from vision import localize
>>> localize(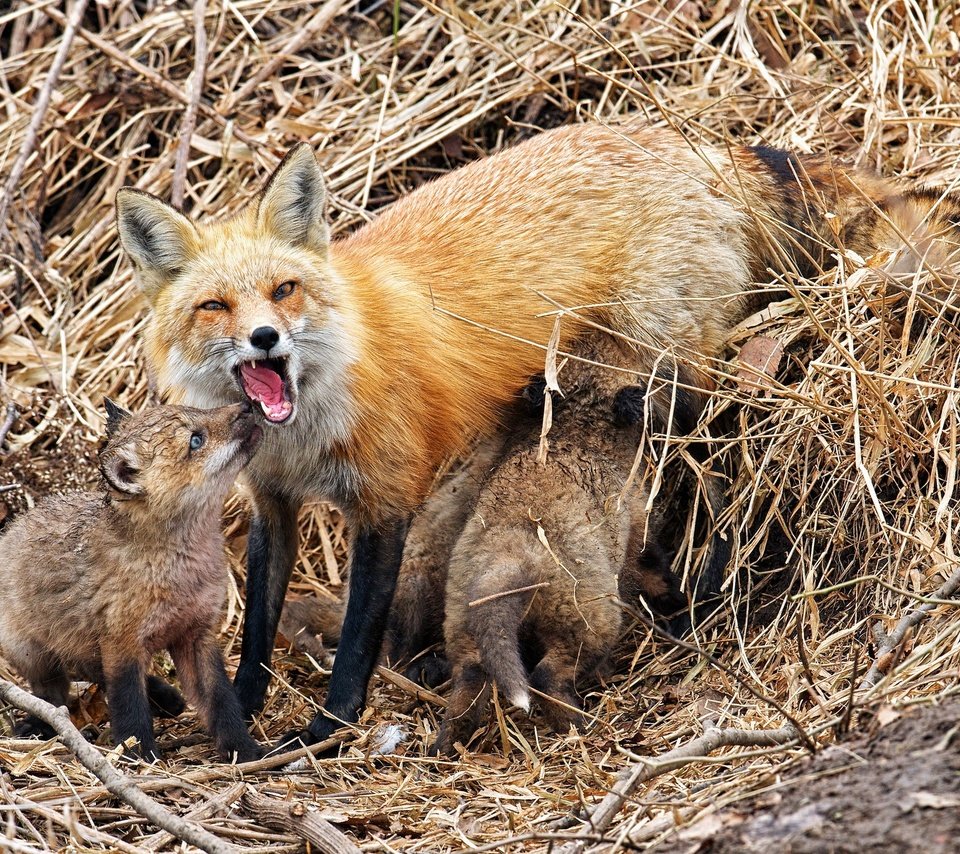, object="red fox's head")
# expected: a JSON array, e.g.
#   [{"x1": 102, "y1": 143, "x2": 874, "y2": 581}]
[{"x1": 116, "y1": 146, "x2": 356, "y2": 431}]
